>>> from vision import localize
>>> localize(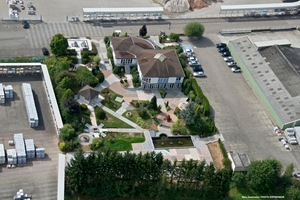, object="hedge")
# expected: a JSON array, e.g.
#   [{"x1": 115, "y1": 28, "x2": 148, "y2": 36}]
[
  {"x1": 191, "y1": 78, "x2": 210, "y2": 116},
  {"x1": 218, "y1": 138, "x2": 228, "y2": 158}
]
